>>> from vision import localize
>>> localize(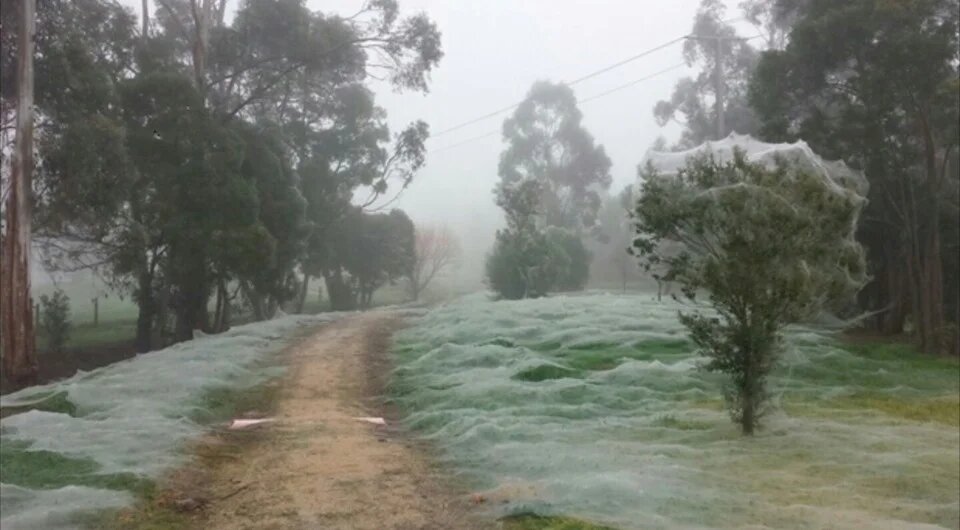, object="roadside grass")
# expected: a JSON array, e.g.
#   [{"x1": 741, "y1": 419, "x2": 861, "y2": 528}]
[
  {"x1": 0, "y1": 440, "x2": 154, "y2": 496},
  {"x1": 501, "y1": 513, "x2": 619, "y2": 530},
  {"x1": 91, "y1": 374, "x2": 287, "y2": 530}
]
